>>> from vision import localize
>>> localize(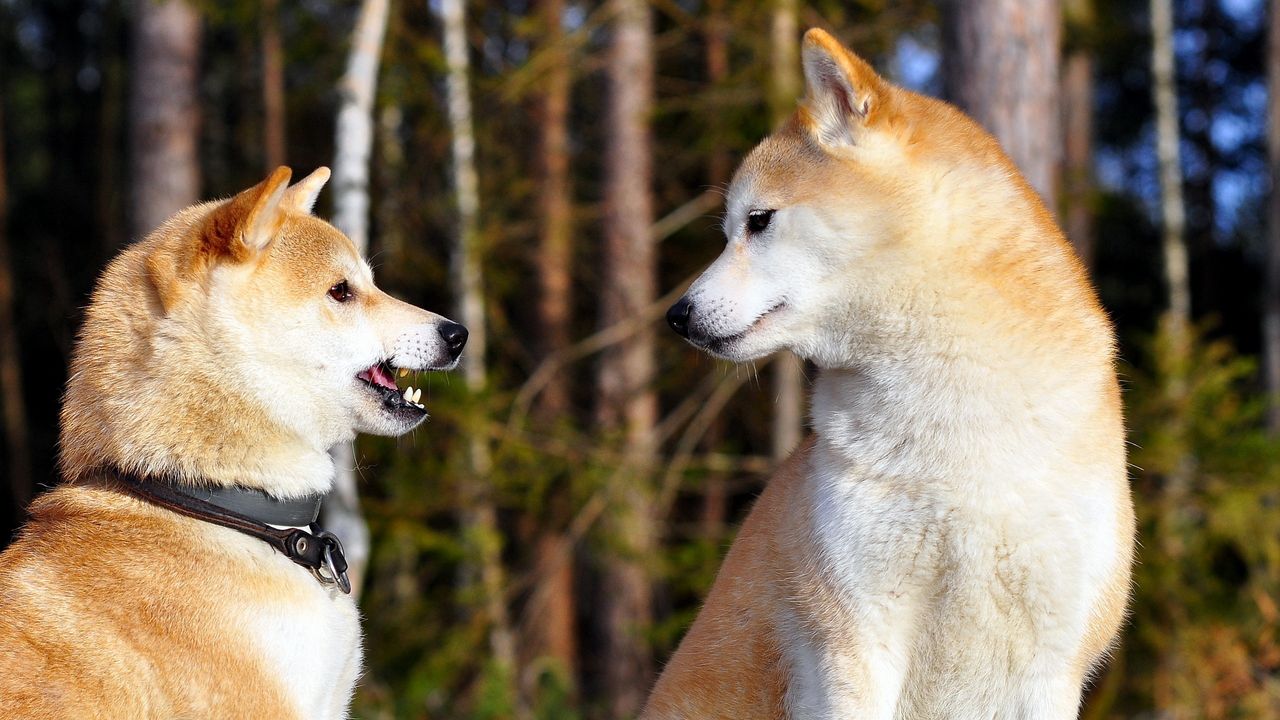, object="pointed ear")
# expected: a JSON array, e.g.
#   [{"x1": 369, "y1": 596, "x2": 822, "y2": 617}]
[
  {"x1": 282, "y1": 166, "x2": 330, "y2": 214},
  {"x1": 203, "y1": 166, "x2": 292, "y2": 261},
  {"x1": 800, "y1": 28, "x2": 887, "y2": 149}
]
